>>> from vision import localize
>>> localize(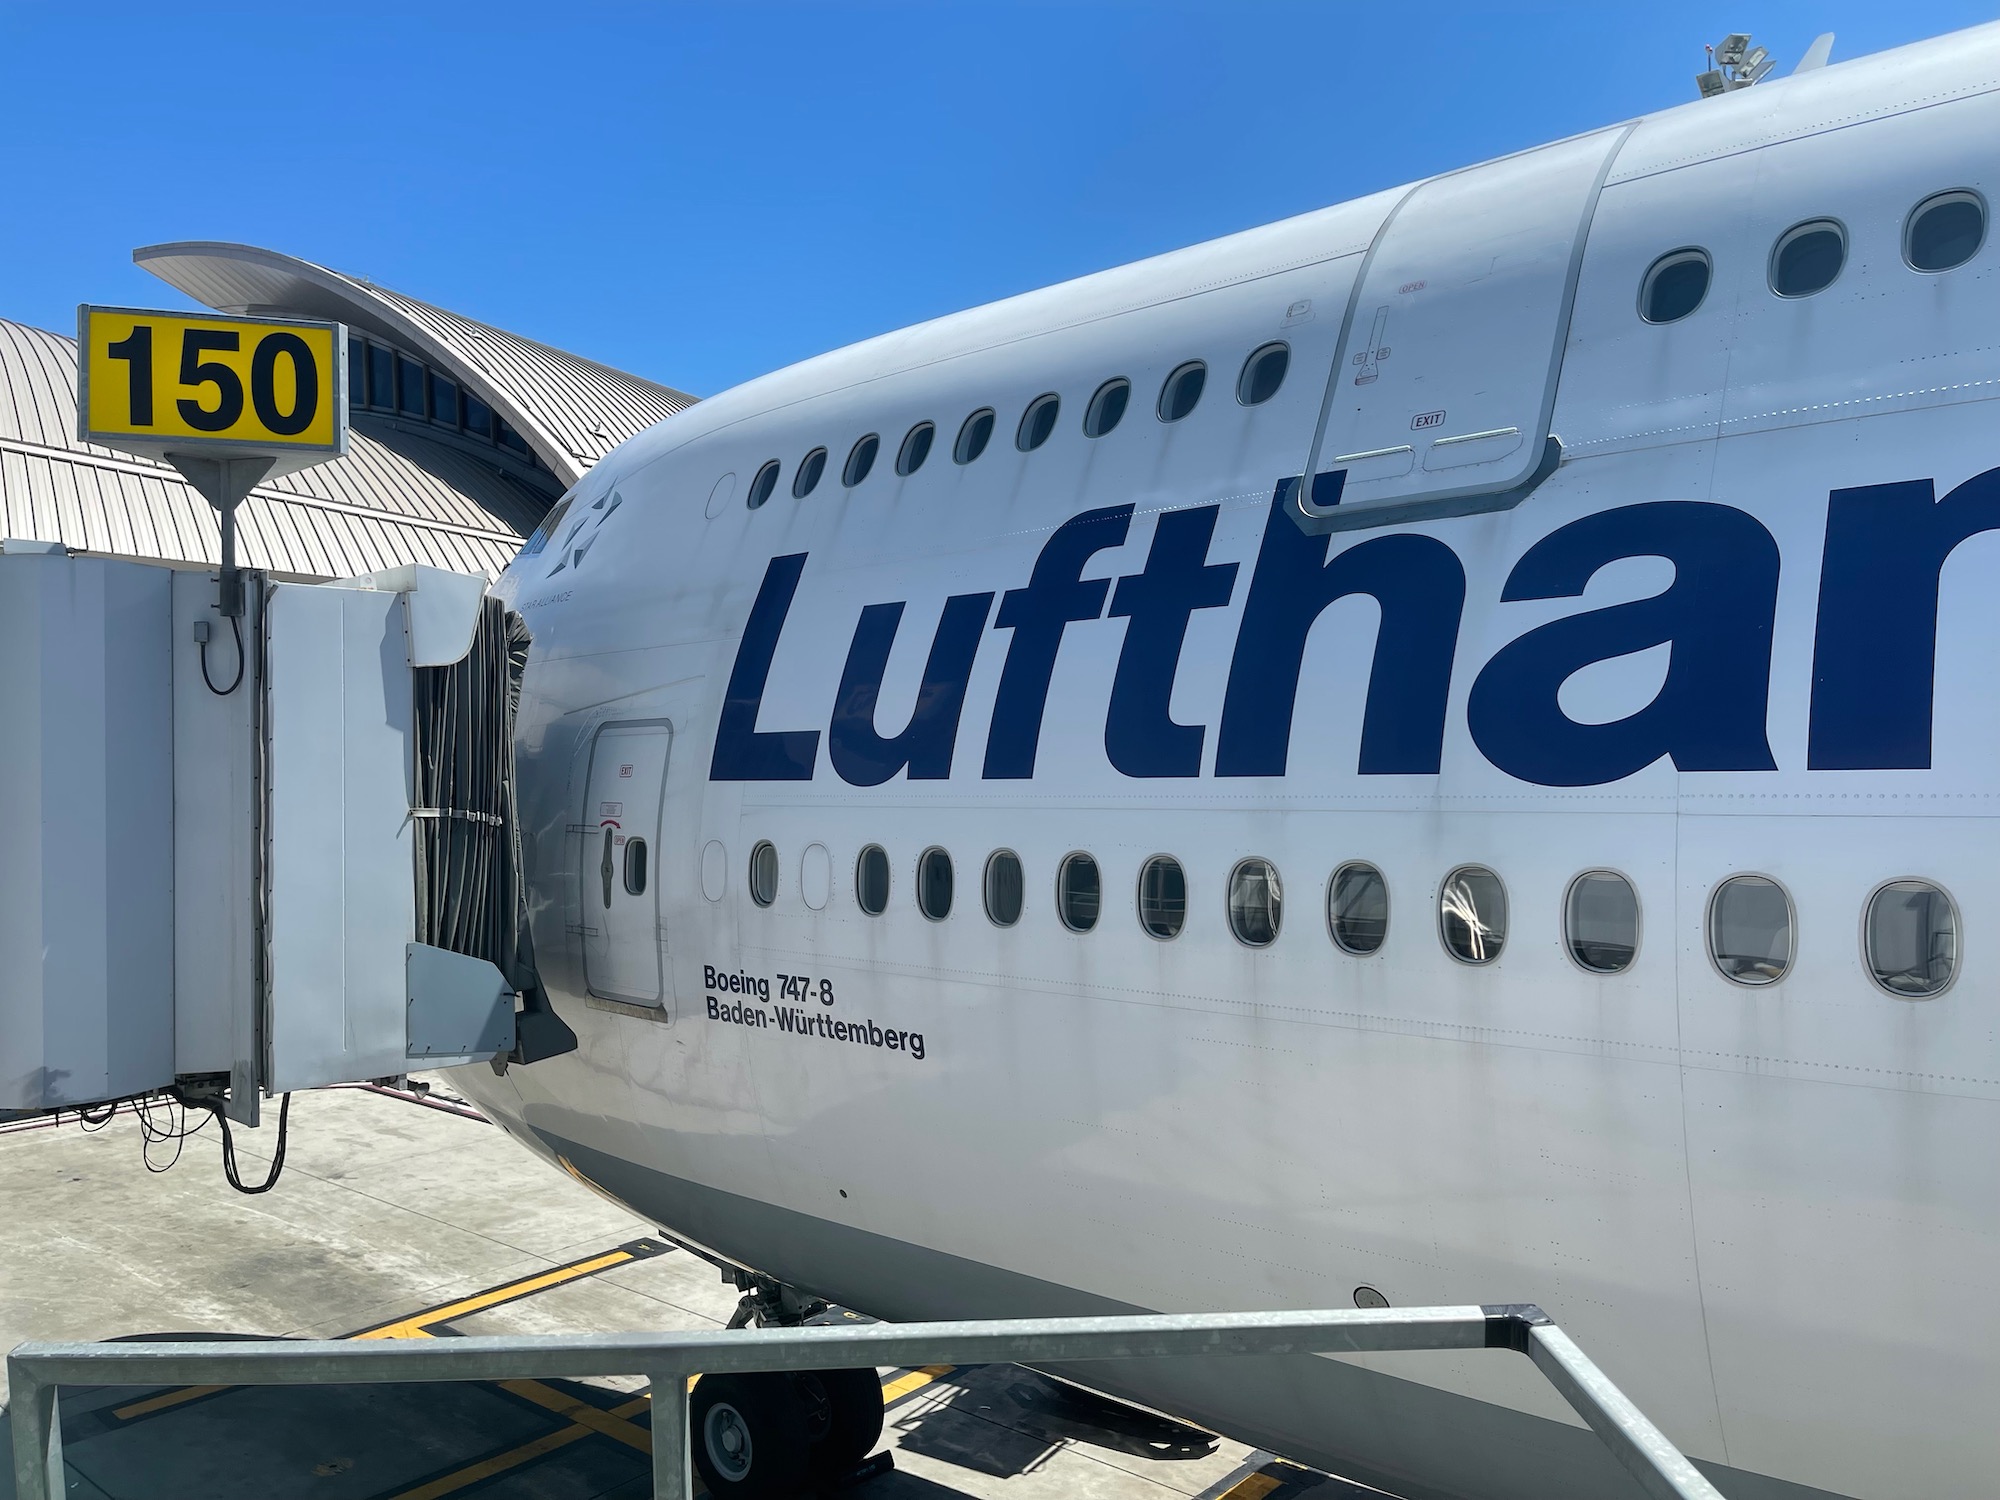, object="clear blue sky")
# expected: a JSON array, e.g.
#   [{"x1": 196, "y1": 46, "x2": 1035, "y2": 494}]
[{"x1": 2, "y1": 3, "x2": 1991, "y2": 396}]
